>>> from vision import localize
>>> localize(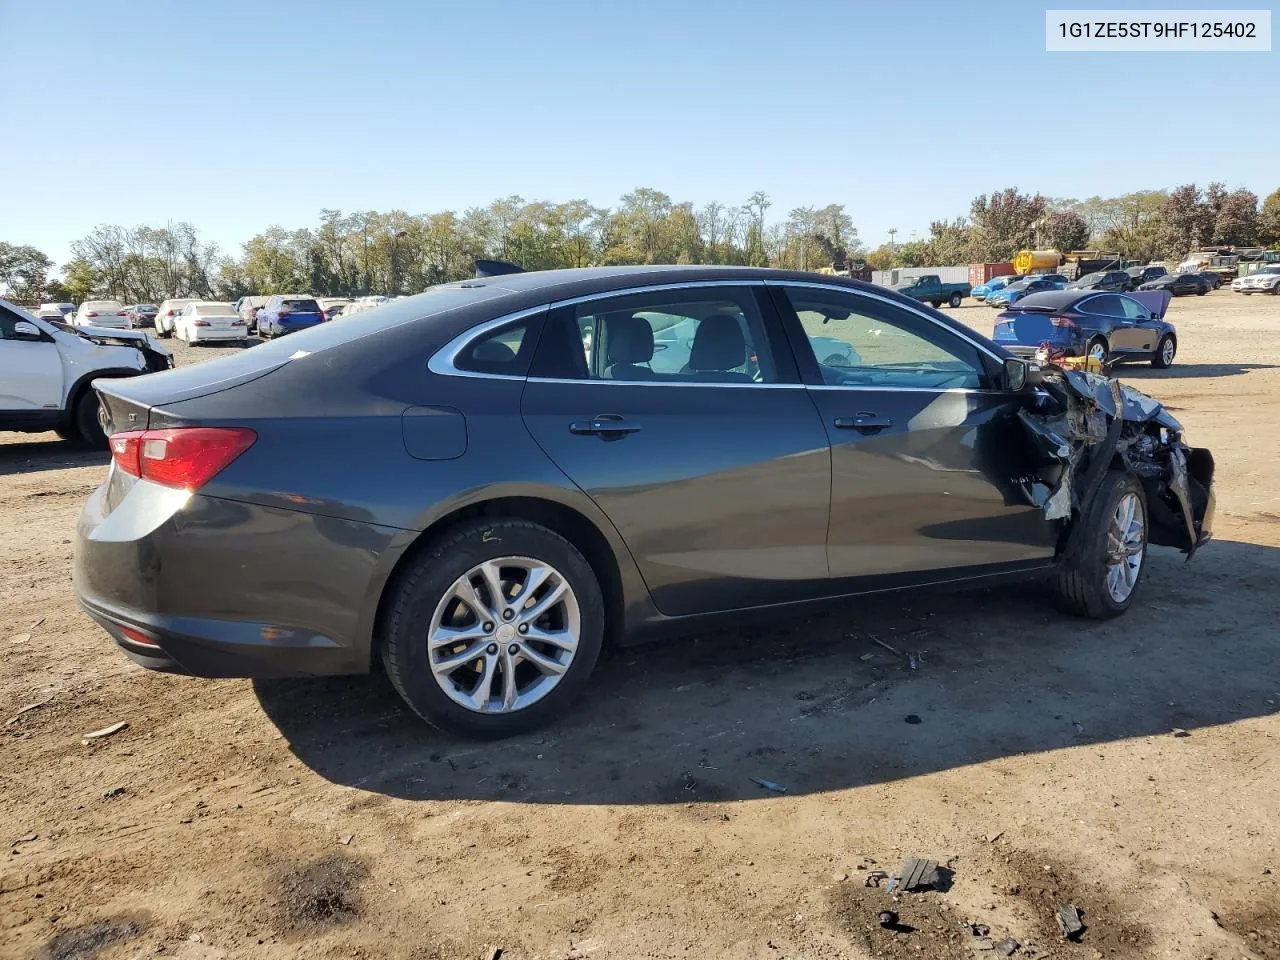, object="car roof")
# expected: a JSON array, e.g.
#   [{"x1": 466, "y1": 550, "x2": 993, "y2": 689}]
[{"x1": 1007, "y1": 290, "x2": 1091, "y2": 310}]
